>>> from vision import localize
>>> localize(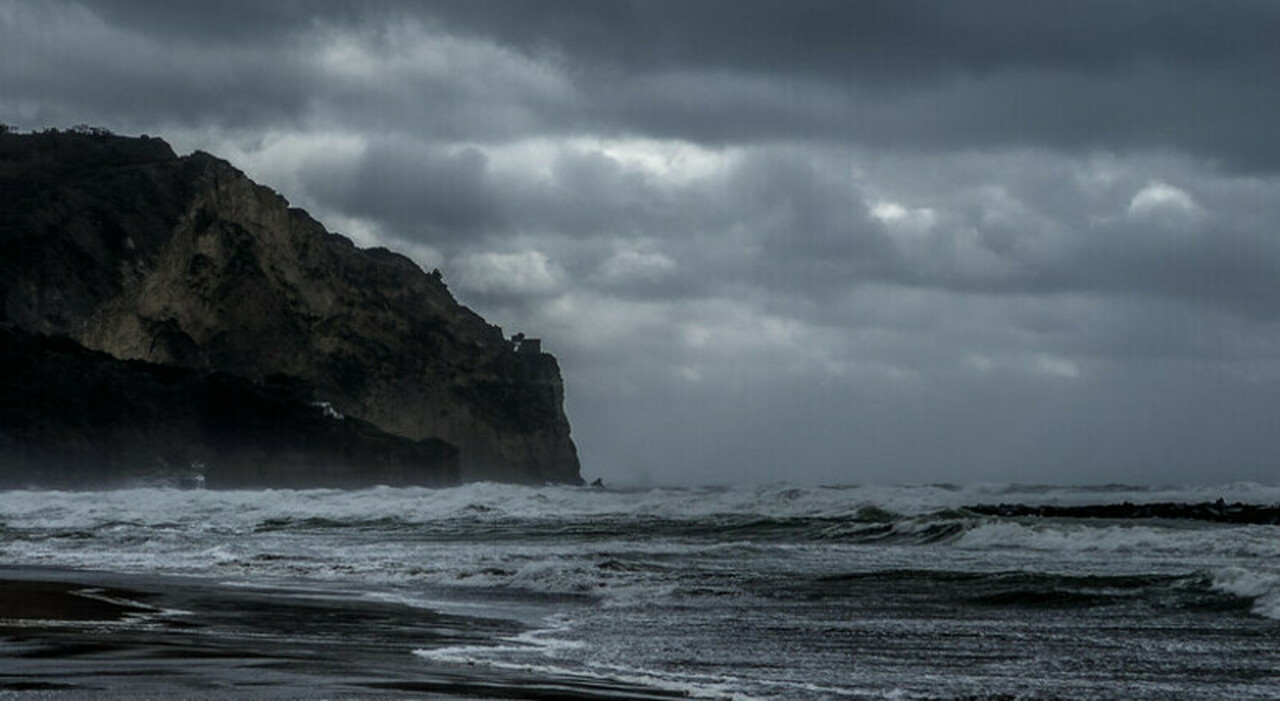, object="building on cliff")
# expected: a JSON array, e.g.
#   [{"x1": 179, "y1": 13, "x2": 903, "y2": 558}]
[{"x1": 0, "y1": 129, "x2": 581, "y2": 487}]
